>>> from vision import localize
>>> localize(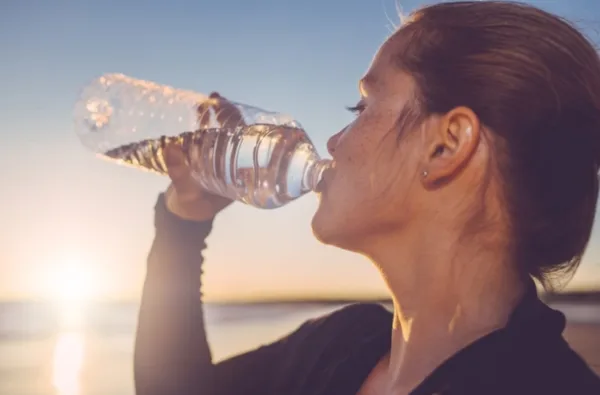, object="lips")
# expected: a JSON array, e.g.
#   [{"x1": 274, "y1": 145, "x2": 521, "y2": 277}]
[
  {"x1": 315, "y1": 177, "x2": 326, "y2": 193},
  {"x1": 314, "y1": 161, "x2": 335, "y2": 193}
]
